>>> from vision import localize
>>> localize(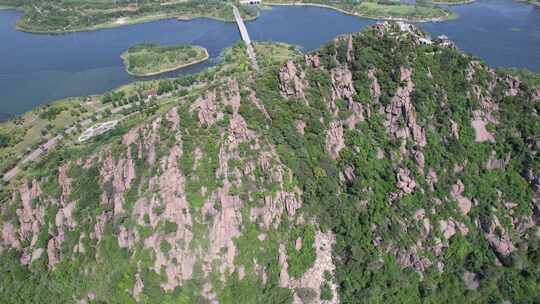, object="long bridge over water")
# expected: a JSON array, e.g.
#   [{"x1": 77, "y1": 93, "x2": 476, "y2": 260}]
[{"x1": 232, "y1": 5, "x2": 259, "y2": 70}]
